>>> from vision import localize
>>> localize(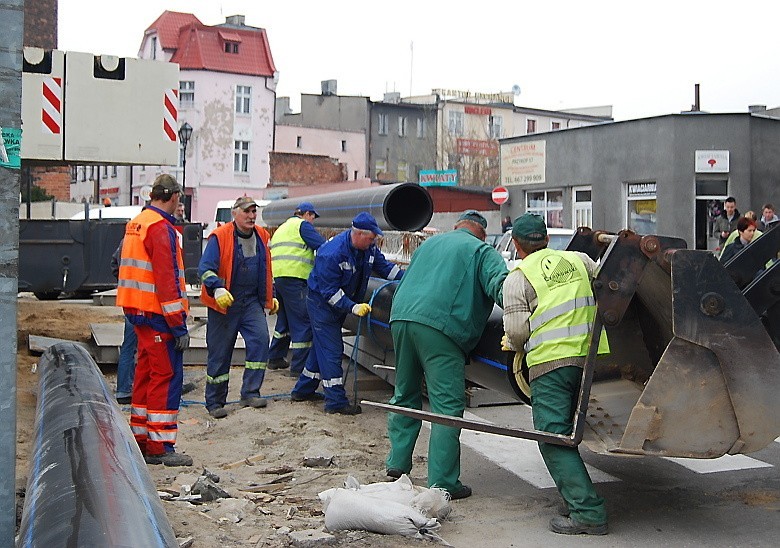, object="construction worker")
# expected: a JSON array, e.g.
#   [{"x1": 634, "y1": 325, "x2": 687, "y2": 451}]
[
  {"x1": 199, "y1": 196, "x2": 279, "y2": 419},
  {"x1": 502, "y1": 213, "x2": 609, "y2": 535},
  {"x1": 386, "y1": 210, "x2": 507, "y2": 500},
  {"x1": 267, "y1": 201, "x2": 326, "y2": 377},
  {"x1": 290, "y1": 212, "x2": 403, "y2": 415},
  {"x1": 116, "y1": 174, "x2": 192, "y2": 467}
]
